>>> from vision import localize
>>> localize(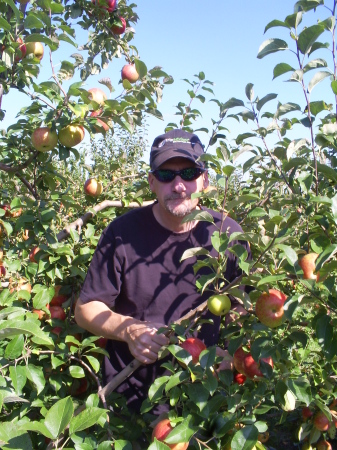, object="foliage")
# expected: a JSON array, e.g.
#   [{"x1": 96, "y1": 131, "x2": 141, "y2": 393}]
[{"x1": 1, "y1": 0, "x2": 337, "y2": 449}]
